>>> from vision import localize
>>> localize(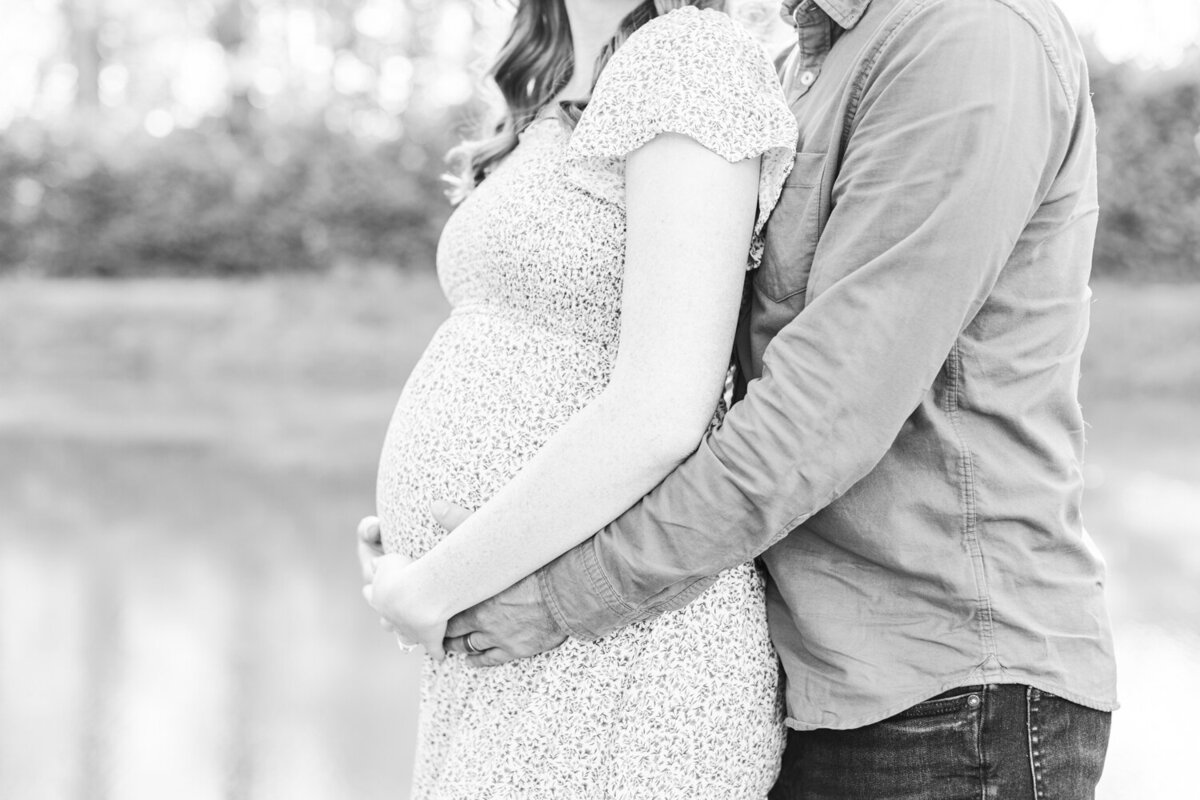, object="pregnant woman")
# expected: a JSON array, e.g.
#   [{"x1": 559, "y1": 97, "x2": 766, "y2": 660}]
[{"x1": 365, "y1": 0, "x2": 796, "y2": 795}]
